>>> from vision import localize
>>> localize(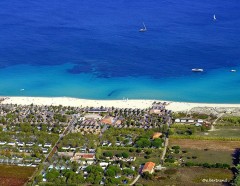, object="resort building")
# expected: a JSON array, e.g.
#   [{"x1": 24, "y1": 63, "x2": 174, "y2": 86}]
[
  {"x1": 141, "y1": 162, "x2": 156, "y2": 174},
  {"x1": 101, "y1": 116, "x2": 114, "y2": 125},
  {"x1": 152, "y1": 132, "x2": 162, "y2": 139},
  {"x1": 84, "y1": 114, "x2": 102, "y2": 120}
]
